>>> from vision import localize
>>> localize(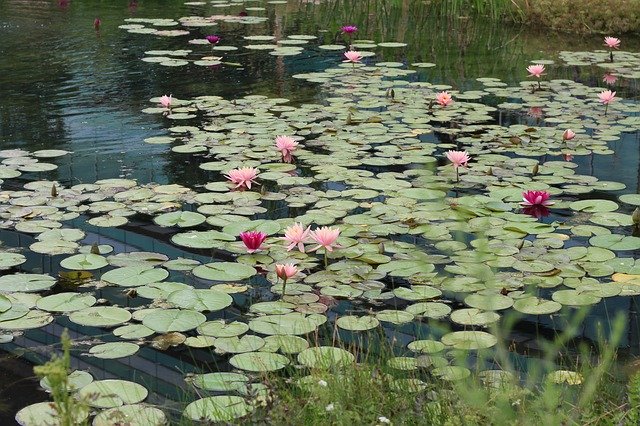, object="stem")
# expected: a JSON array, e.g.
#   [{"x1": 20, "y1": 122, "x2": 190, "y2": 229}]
[
  {"x1": 455, "y1": 167, "x2": 459, "y2": 183},
  {"x1": 605, "y1": 103, "x2": 609, "y2": 116},
  {"x1": 538, "y1": 79, "x2": 541, "y2": 90},
  {"x1": 282, "y1": 278, "x2": 287, "y2": 297},
  {"x1": 610, "y1": 51, "x2": 614, "y2": 63},
  {"x1": 324, "y1": 251, "x2": 328, "y2": 268}
]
